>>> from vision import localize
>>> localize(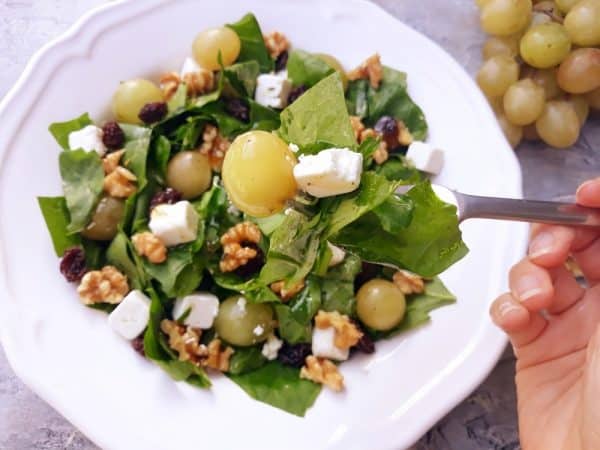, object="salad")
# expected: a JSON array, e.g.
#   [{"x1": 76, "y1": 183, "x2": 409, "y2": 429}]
[{"x1": 38, "y1": 13, "x2": 467, "y2": 417}]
